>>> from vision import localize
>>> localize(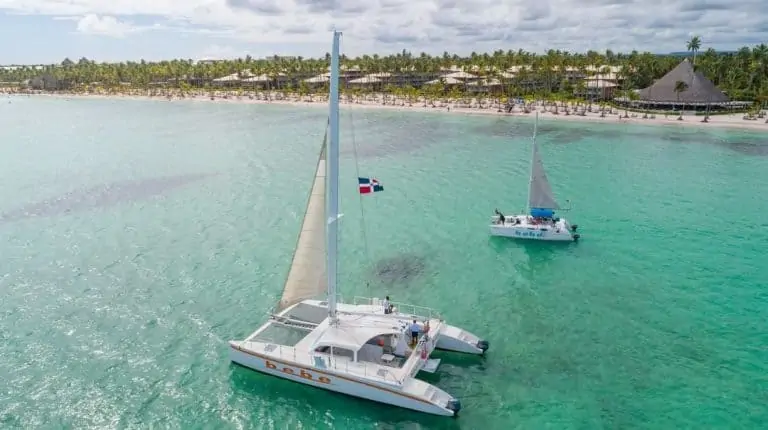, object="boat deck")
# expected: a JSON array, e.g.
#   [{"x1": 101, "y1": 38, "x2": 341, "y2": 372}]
[
  {"x1": 239, "y1": 306, "x2": 445, "y2": 385},
  {"x1": 492, "y1": 215, "x2": 567, "y2": 228},
  {"x1": 249, "y1": 322, "x2": 310, "y2": 347}
]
